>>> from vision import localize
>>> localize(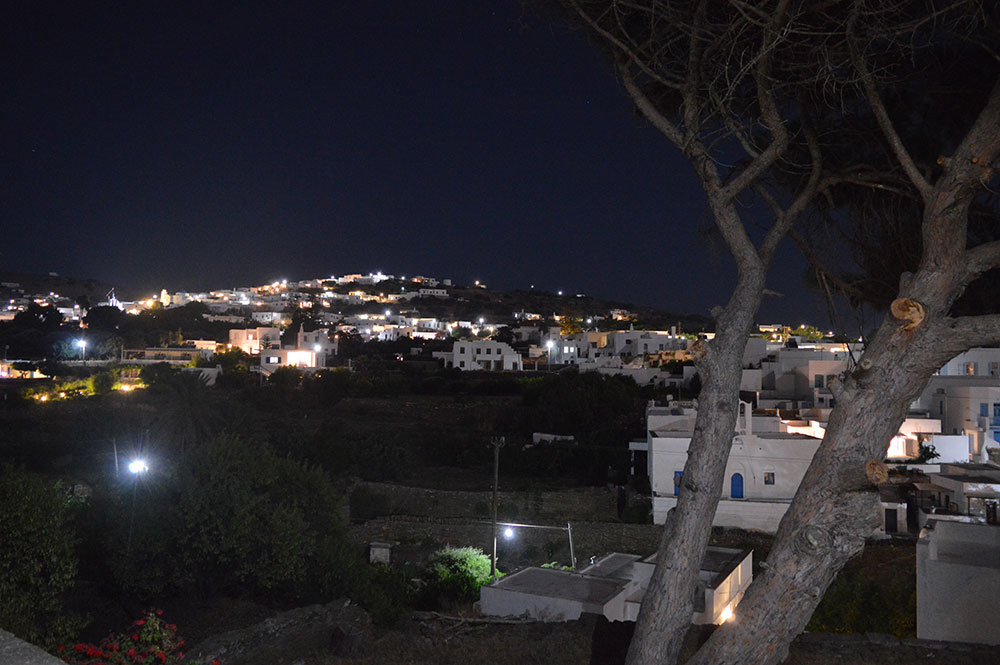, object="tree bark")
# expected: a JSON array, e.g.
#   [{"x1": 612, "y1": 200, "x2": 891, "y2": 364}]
[{"x1": 685, "y1": 76, "x2": 1000, "y2": 665}]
